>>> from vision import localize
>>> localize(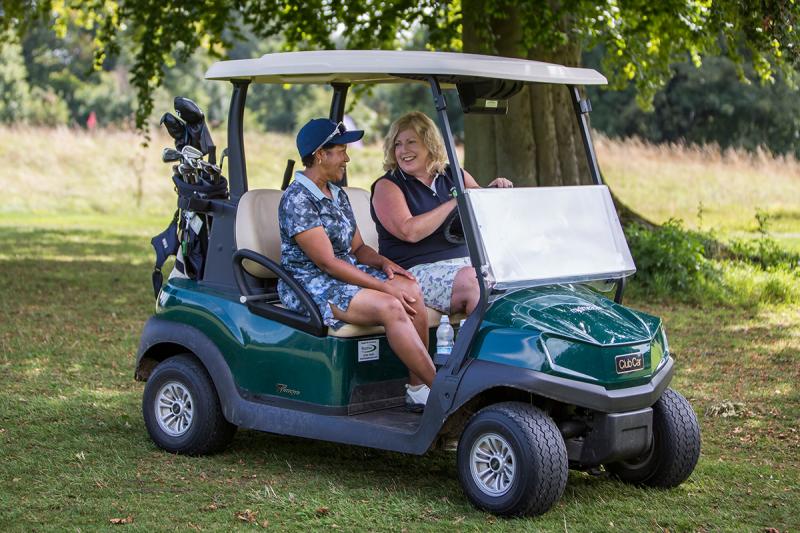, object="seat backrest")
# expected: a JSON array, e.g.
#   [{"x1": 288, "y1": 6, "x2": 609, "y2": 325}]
[
  {"x1": 344, "y1": 186, "x2": 379, "y2": 250},
  {"x1": 235, "y1": 189, "x2": 283, "y2": 278}
]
